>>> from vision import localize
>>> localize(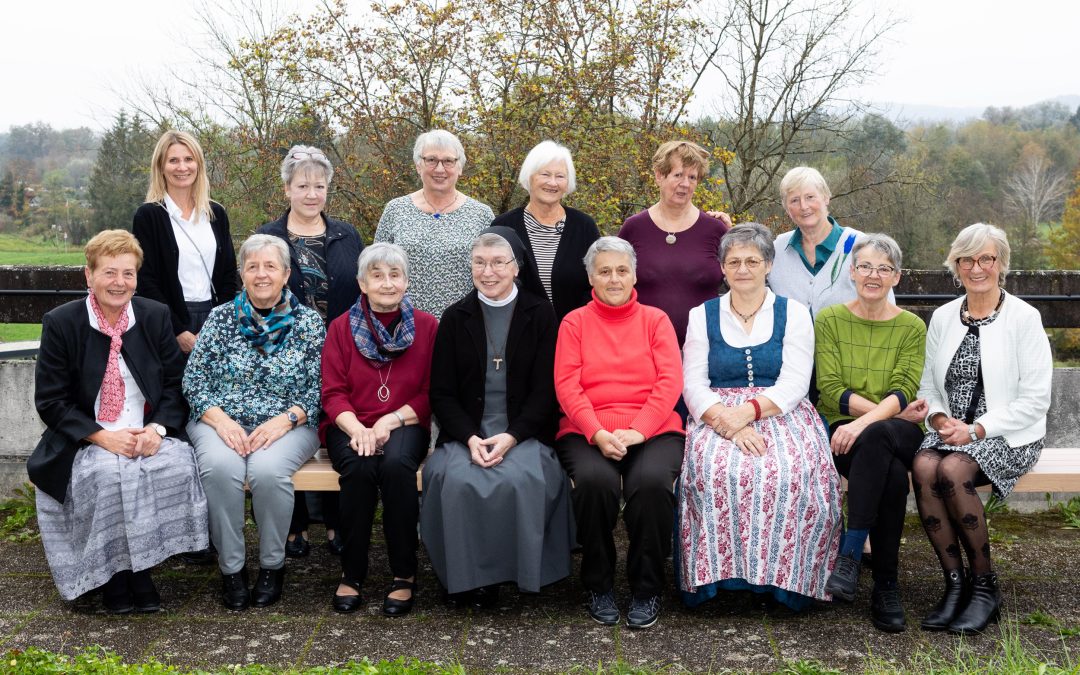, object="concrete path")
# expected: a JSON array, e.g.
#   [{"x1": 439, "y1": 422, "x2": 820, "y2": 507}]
[{"x1": 1, "y1": 513, "x2": 1078, "y2": 672}]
